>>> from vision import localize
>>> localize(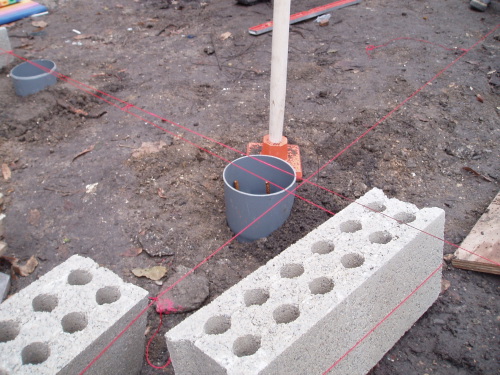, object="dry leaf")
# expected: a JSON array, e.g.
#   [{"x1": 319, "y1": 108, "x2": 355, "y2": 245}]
[
  {"x1": 73, "y1": 108, "x2": 89, "y2": 116},
  {"x1": 441, "y1": 279, "x2": 451, "y2": 293},
  {"x1": 32, "y1": 20, "x2": 48, "y2": 28},
  {"x1": 158, "y1": 188, "x2": 167, "y2": 199},
  {"x1": 121, "y1": 247, "x2": 143, "y2": 257},
  {"x1": 132, "y1": 266, "x2": 167, "y2": 281},
  {"x1": 220, "y1": 31, "x2": 232, "y2": 40},
  {"x1": 74, "y1": 34, "x2": 92, "y2": 40},
  {"x1": 28, "y1": 209, "x2": 41, "y2": 227},
  {"x1": 463, "y1": 167, "x2": 493, "y2": 182},
  {"x1": 132, "y1": 141, "x2": 167, "y2": 158},
  {"x1": 56, "y1": 99, "x2": 89, "y2": 117},
  {"x1": 2, "y1": 164, "x2": 11, "y2": 181},
  {"x1": 12, "y1": 255, "x2": 38, "y2": 277},
  {"x1": 72, "y1": 144, "x2": 95, "y2": 162}
]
